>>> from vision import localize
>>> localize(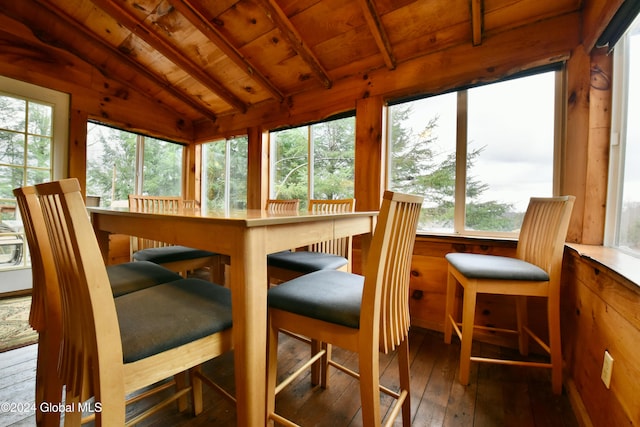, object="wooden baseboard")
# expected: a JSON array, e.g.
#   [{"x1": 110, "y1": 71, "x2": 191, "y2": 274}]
[{"x1": 565, "y1": 378, "x2": 593, "y2": 427}]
